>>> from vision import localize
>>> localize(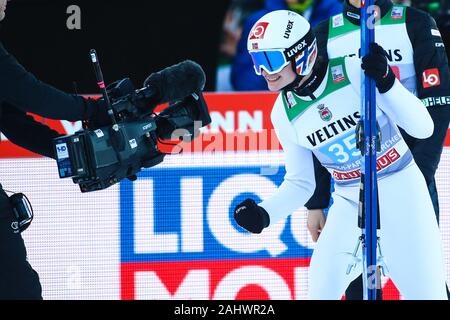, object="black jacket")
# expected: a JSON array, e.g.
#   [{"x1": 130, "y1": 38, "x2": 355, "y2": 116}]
[
  {"x1": 0, "y1": 41, "x2": 108, "y2": 208},
  {"x1": 305, "y1": 0, "x2": 450, "y2": 209}
]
